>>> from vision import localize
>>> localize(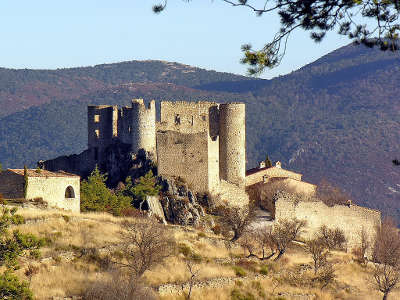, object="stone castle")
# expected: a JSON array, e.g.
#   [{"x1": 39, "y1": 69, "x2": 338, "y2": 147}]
[
  {"x1": 33, "y1": 98, "x2": 381, "y2": 254},
  {"x1": 86, "y1": 99, "x2": 246, "y2": 195}
]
